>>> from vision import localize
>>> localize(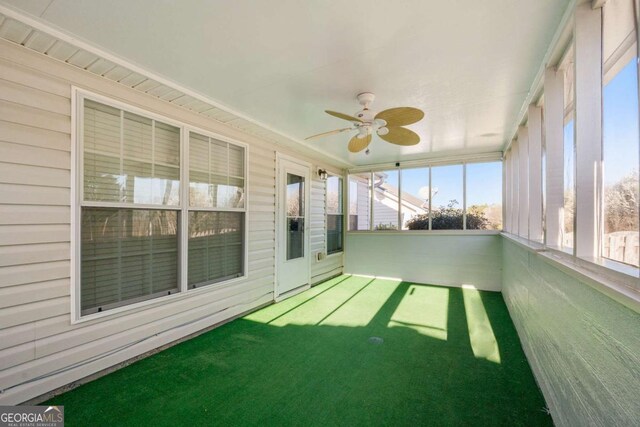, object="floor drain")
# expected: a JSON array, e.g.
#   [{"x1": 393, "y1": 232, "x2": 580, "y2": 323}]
[{"x1": 368, "y1": 336, "x2": 384, "y2": 345}]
